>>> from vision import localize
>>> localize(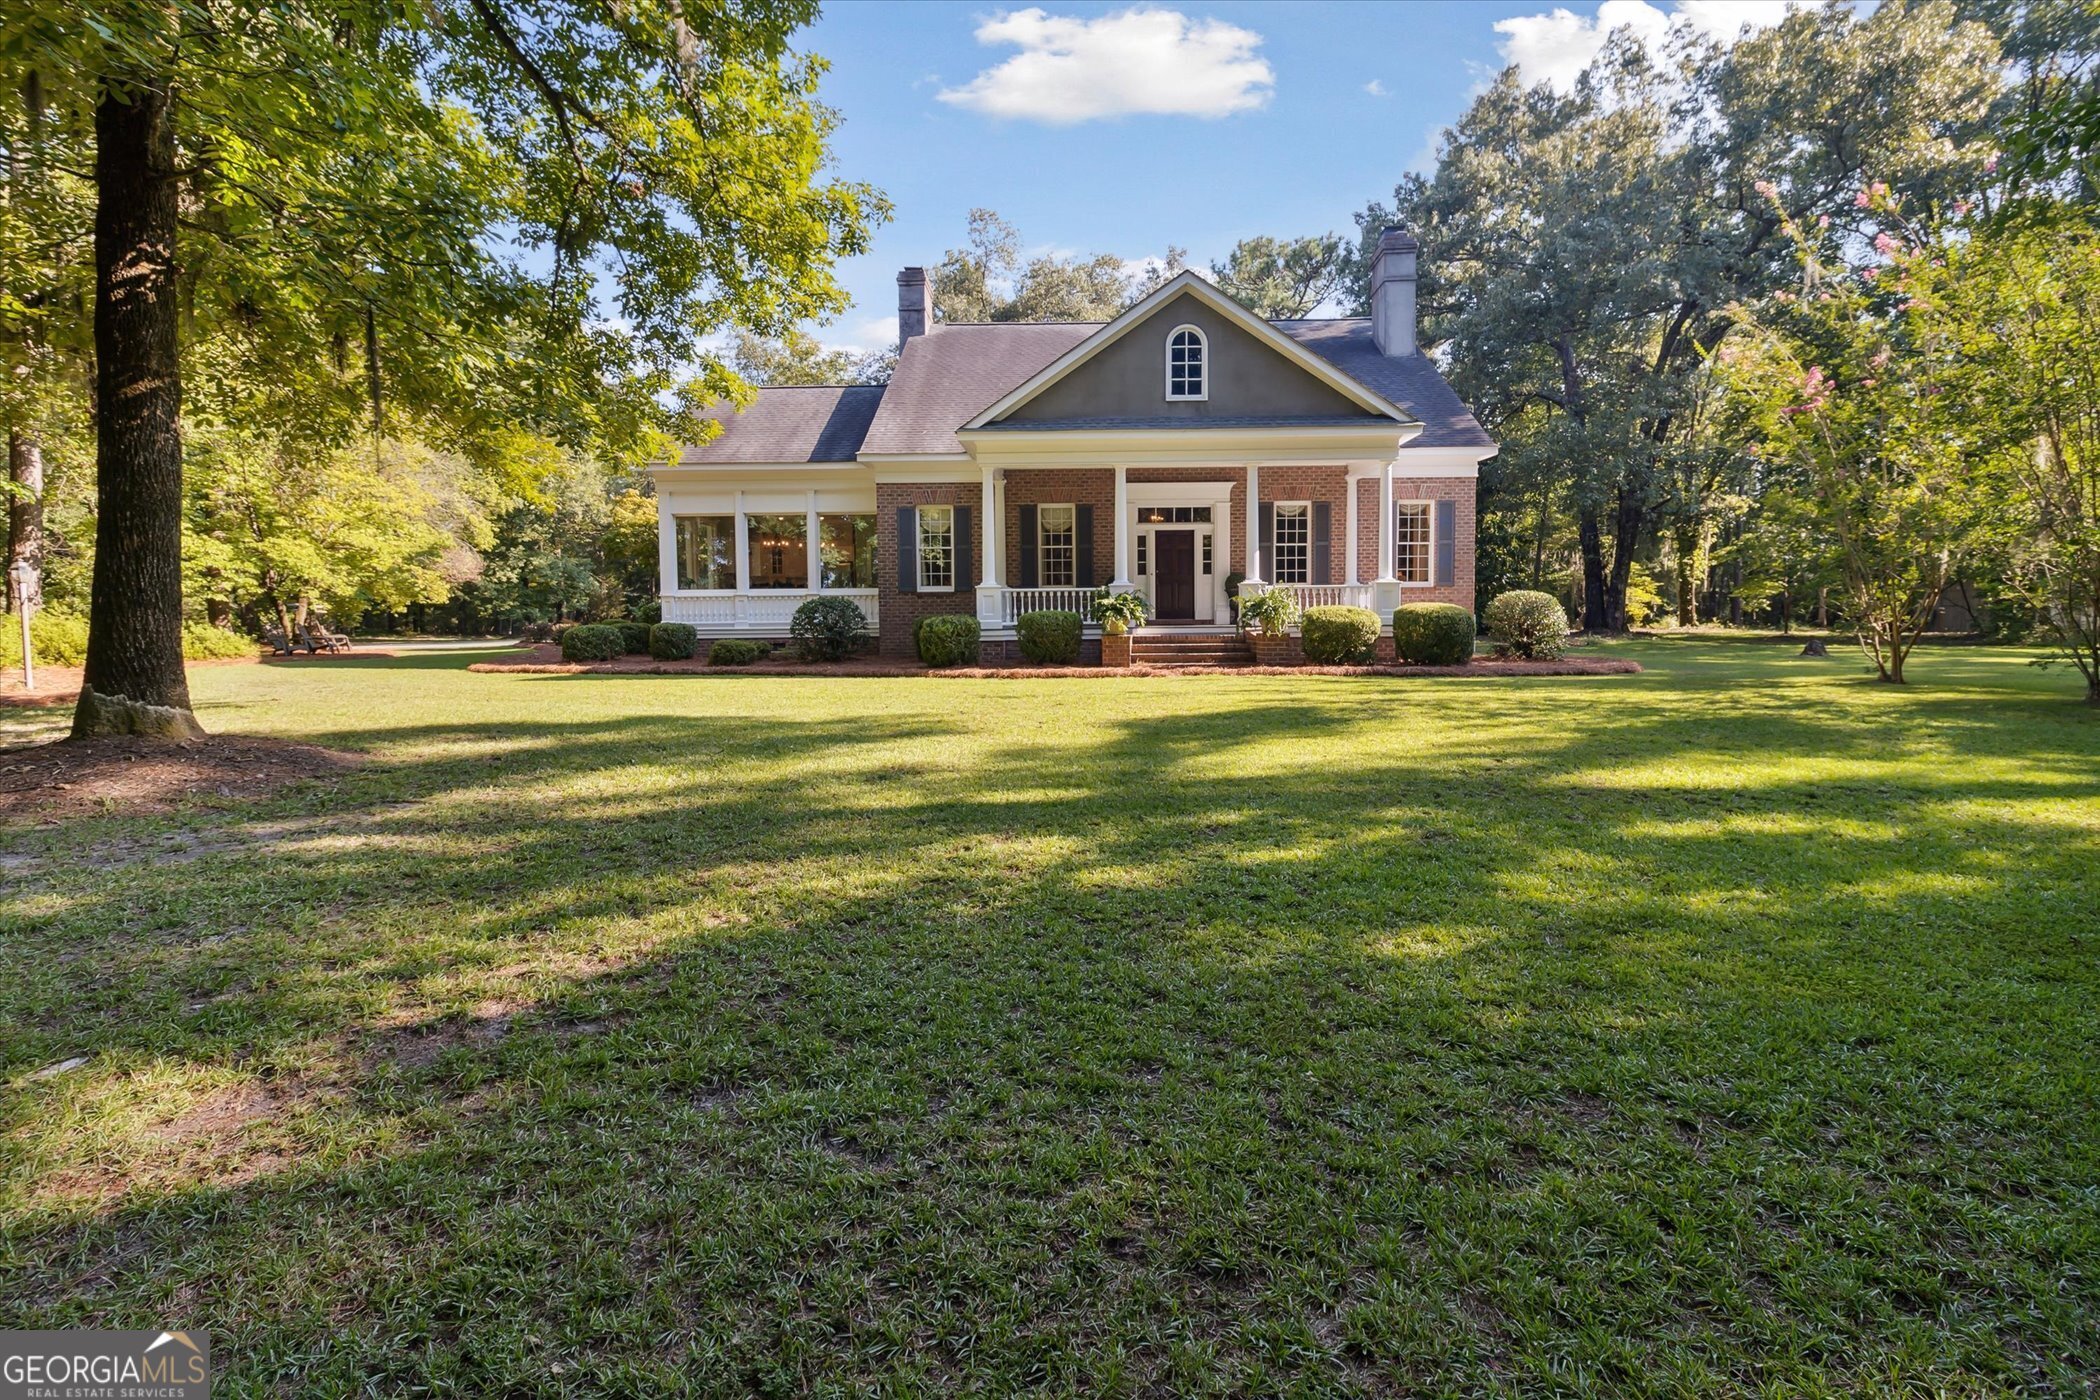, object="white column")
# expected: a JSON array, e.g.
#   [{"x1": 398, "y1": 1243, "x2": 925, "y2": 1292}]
[
  {"x1": 658, "y1": 500, "x2": 678, "y2": 596},
  {"x1": 1111, "y1": 465, "x2": 1132, "y2": 588},
  {"x1": 979, "y1": 466, "x2": 1001, "y2": 587},
  {"x1": 1244, "y1": 464, "x2": 1262, "y2": 584},
  {"x1": 734, "y1": 491, "x2": 751, "y2": 596},
  {"x1": 805, "y1": 491, "x2": 821, "y2": 592},
  {"x1": 1213, "y1": 493, "x2": 1233, "y2": 619},
  {"x1": 1373, "y1": 460, "x2": 1401, "y2": 616},
  {"x1": 1345, "y1": 474, "x2": 1360, "y2": 585}
]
